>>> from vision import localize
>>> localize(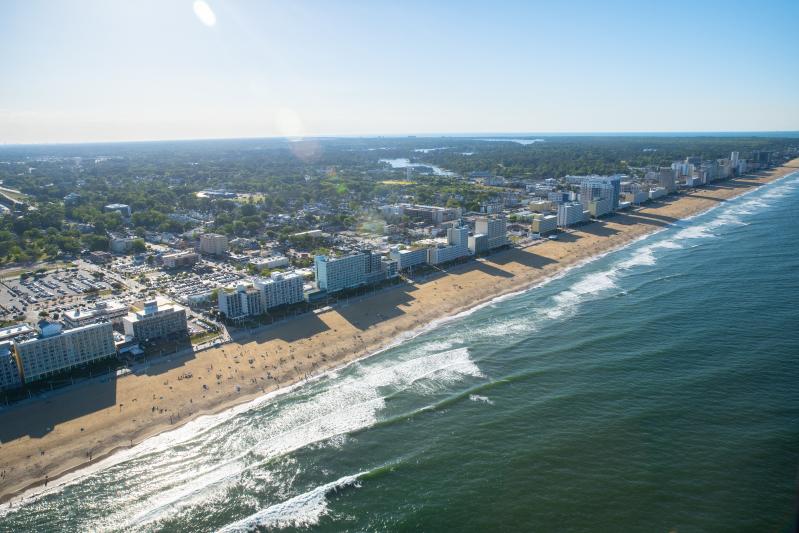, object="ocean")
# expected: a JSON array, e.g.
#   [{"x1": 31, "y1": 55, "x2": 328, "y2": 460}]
[{"x1": 3, "y1": 172, "x2": 798, "y2": 532}]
